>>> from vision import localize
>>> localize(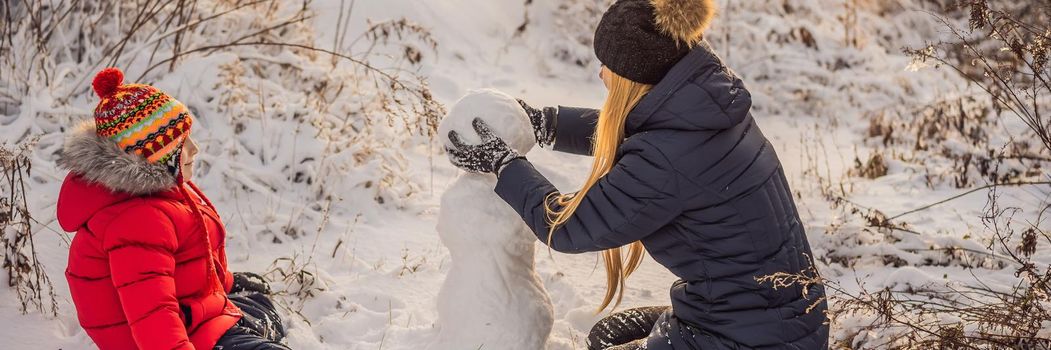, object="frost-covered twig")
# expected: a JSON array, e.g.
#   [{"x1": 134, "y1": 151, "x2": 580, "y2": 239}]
[
  {"x1": 0, "y1": 141, "x2": 57, "y2": 317},
  {"x1": 888, "y1": 180, "x2": 1051, "y2": 221}
]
